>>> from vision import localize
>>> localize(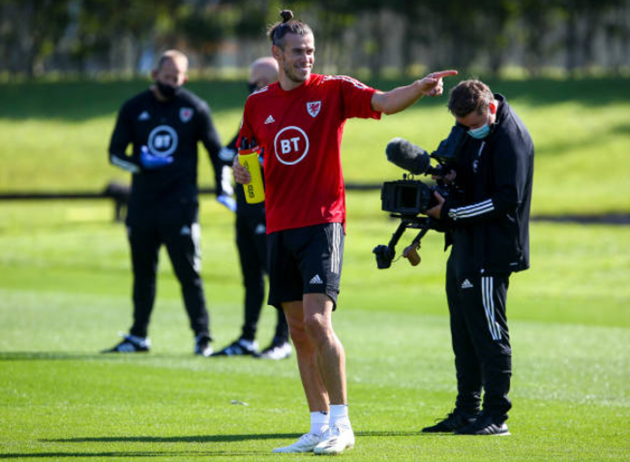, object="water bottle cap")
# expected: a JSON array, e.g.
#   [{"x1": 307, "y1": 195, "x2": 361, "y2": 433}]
[{"x1": 238, "y1": 147, "x2": 259, "y2": 155}]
